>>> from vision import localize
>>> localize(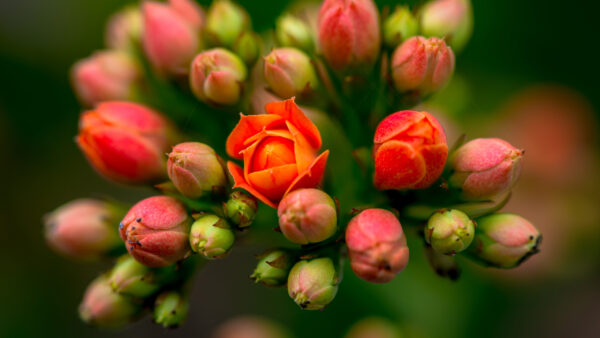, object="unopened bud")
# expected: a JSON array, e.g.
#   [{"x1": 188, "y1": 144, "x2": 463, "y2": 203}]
[
  {"x1": 250, "y1": 249, "x2": 294, "y2": 287},
  {"x1": 287, "y1": 257, "x2": 339, "y2": 310},
  {"x1": 190, "y1": 48, "x2": 247, "y2": 105},
  {"x1": 205, "y1": 0, "x2": 250, "y2": 48},
  {"x1": 108, "y1": 255, "x2": 175, "y2": 298},
  {"x1": 190, "y1": 214, "x2": 235, "y2": 259},
  {"x1": 224, "y1": 191, "x2": 258, "y2": 228},
  {"x1": 425, "y1": 209, "x2": 475, "y2": 255},
  {"x1": 105, "y1": 6, "x2": 142, "y2": 51},
  {"x1": 383, "y1": 6, "x2": 418, "y2": 48},
  {"x1": 233, "y1": 31, "x2": 260, "y2": 65},
  {"x1": 276, "y1": 14, "x2": 314, "y2": 52},
  {"x1": 264, "y1": 48, "x2": 319, "y2": 99},
  {"x1": 345, "y1": 317, "x2": 404, "y2": 338},
  {"x1": 79, "y1": 276, "x2": 141, "y2": 328},
  {"x1": 213, "y1": 316, "x2": 292, "y2": 338},
  {"x1": 153, "y1": 290, "x2": 189, "y2": 328},
  {"x1": 421, "y1": 0, "x2": 473, "y2": 52},
  {"x1": 424, "y1": 244, "x2": 460, "y2": 280}
]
